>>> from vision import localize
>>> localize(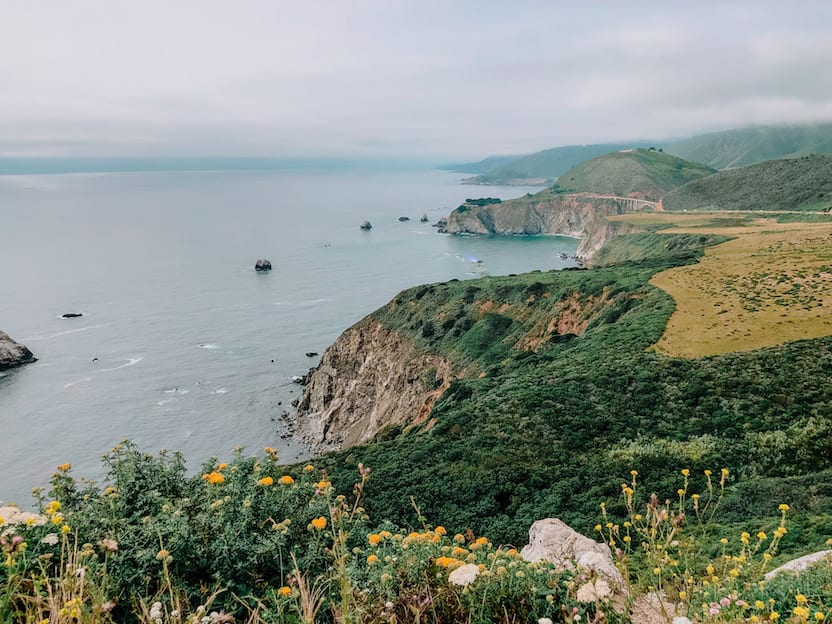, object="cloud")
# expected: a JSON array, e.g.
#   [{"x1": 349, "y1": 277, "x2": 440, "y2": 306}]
[{"x1": 1, "y1": 1, "x2": 831, "y2": 158}]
